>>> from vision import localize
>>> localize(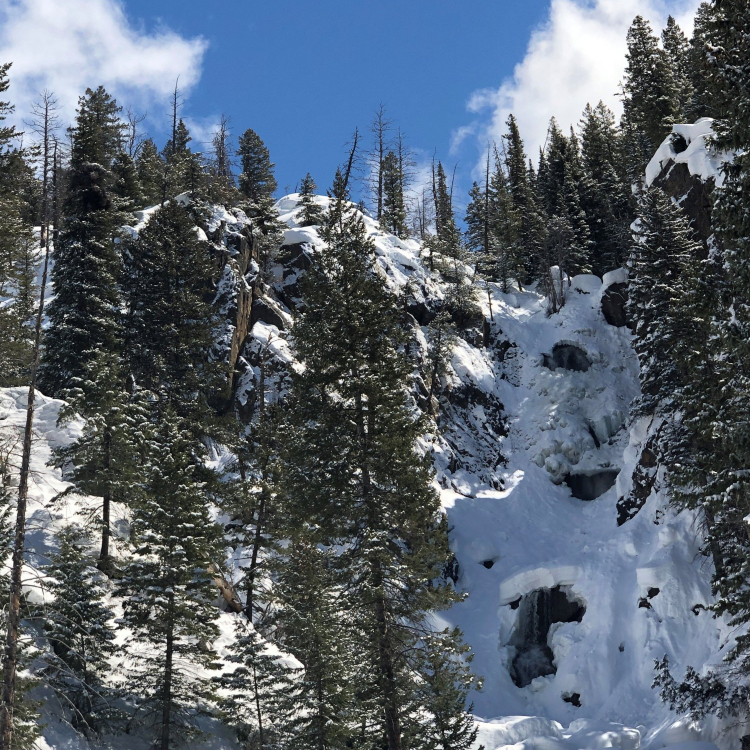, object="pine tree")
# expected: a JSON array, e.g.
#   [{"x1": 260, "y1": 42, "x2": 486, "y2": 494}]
[
  {"x1": 40, "y1": 86, "x2": 127, "y2": 397},
  {"x1": 136, "y1": 138, "x2": 165, "y2": 206},
  {"x1": 51, "y1": 350, "x2": 147, "y2": 572},
  {"x1": 579, "y1": 102, "x2": 632, "y2": 275},
  {"x1": 41, "y1": 525, "x2": 118, "y2": 736},
  {"x1": 298, "y1": 173, "x2": 324, "y2": 226},
  {"x1": 661, "y1": 16, "x2": 693, "y2": 119},
  {"x1": 685, "y1": 3, "x2": 722, "y2": 120},
  {"x1": 627, "y1": 187, "x2": 700, "y2": 418},
  {"x1": 503, "y1": 115, "x2": 546, "y2": 285},
  {"x1": 213, "y1": 616, "x2": 298, "y2": 750},
  {"x1": 238, "y1": 128, "x2": 277, "y2": 204},
  {"x1": 271, "y1": 535, "x2": 355, "y2": 750},
  {"x1": 381, "y1": 150, "x2": 408, "y2": 238},
  {"x1": 0, "y1": 450, "x2": 40, "y2": 750},
  {"x1": 121, "y1": 200, "x2": 224, "y2": 425},
  {"x1": 0, "y1": 63, "x2": 36, "y2": 388},
  {"x1": 278, "y1": 194, "x2": 475, "y2": 750},
  {"x1": 163, "y1": 119, "x2": 205, "y2": 200},
  {"x1": 621, "y1": 16, "x2": 681, "y2": 181},
  {"x1": 412, "y1": 630, "x2": 480, "y2": 750},
  {"x1": 118, "y1": 409, "x2": 222, "y2": 750},
  {"x1": 424, "y1": 309, "x2": 457, "y2": 417},
  {"x1": 236, "y1": 128, "x2": 284, "y2": 275}
]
